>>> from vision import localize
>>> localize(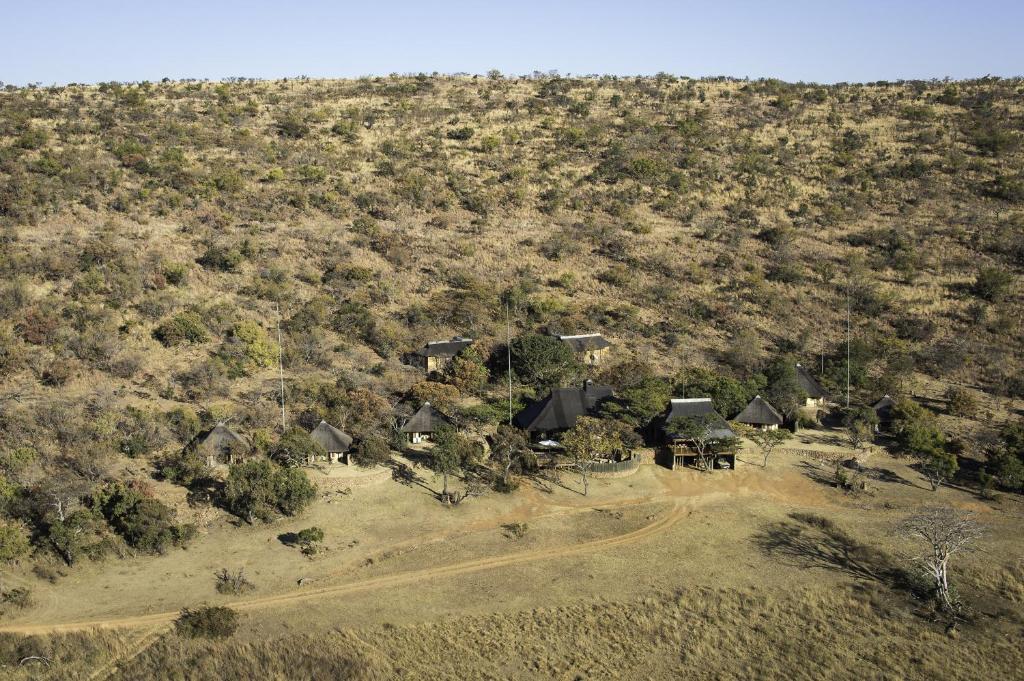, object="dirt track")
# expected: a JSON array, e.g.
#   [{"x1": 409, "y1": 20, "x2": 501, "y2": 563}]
[{"x1": 0, "y1": 499, "x2": 684, "y2": 636}]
